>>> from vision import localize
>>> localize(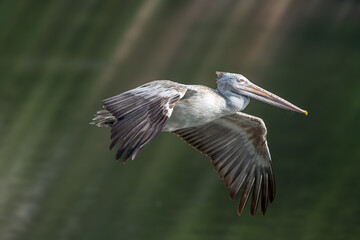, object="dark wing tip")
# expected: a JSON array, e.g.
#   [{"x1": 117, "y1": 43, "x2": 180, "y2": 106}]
[
  {"x1": 250, "y1": 170, "x2": 262, "y2": 216},
  {"x1": 269, "y1": 171, "x2": 276, "y2": 202},
  {"x1": 237, "y1": 170, "x2": 255, "y2": 216},
  {"x1": 234, "y1": 166, "x2": 275, "y2": 216}
]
